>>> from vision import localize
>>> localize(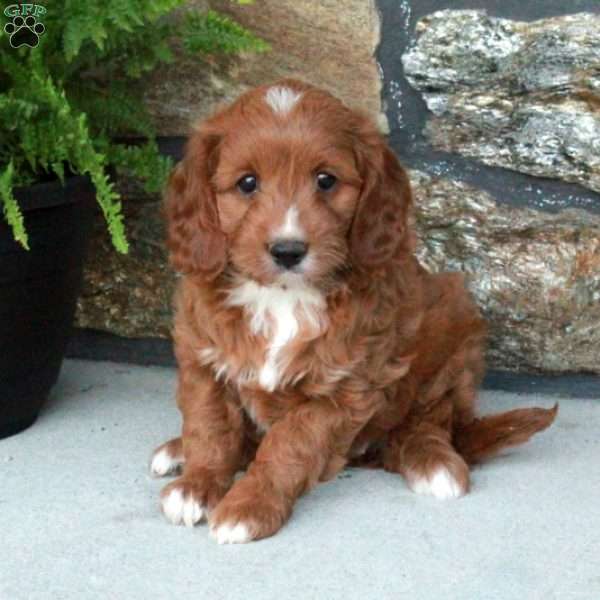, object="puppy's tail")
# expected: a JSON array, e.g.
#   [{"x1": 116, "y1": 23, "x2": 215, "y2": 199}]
[{"x1": 453, "y1": 404, "x2": 558, "y2": 465}]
